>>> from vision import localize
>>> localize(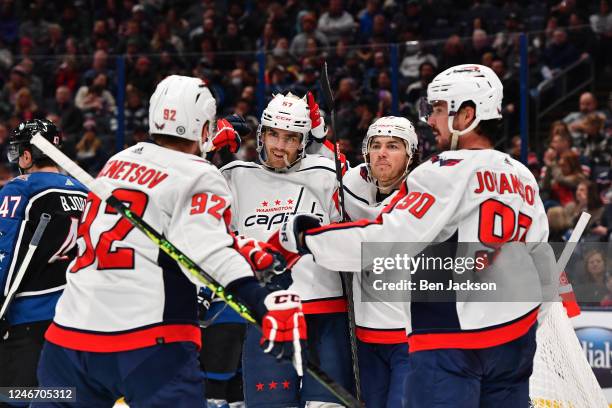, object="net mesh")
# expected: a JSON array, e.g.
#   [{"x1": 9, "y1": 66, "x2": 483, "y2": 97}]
[{"x1": 530, "y1": 303, "x2": 608, "y2": 408}]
